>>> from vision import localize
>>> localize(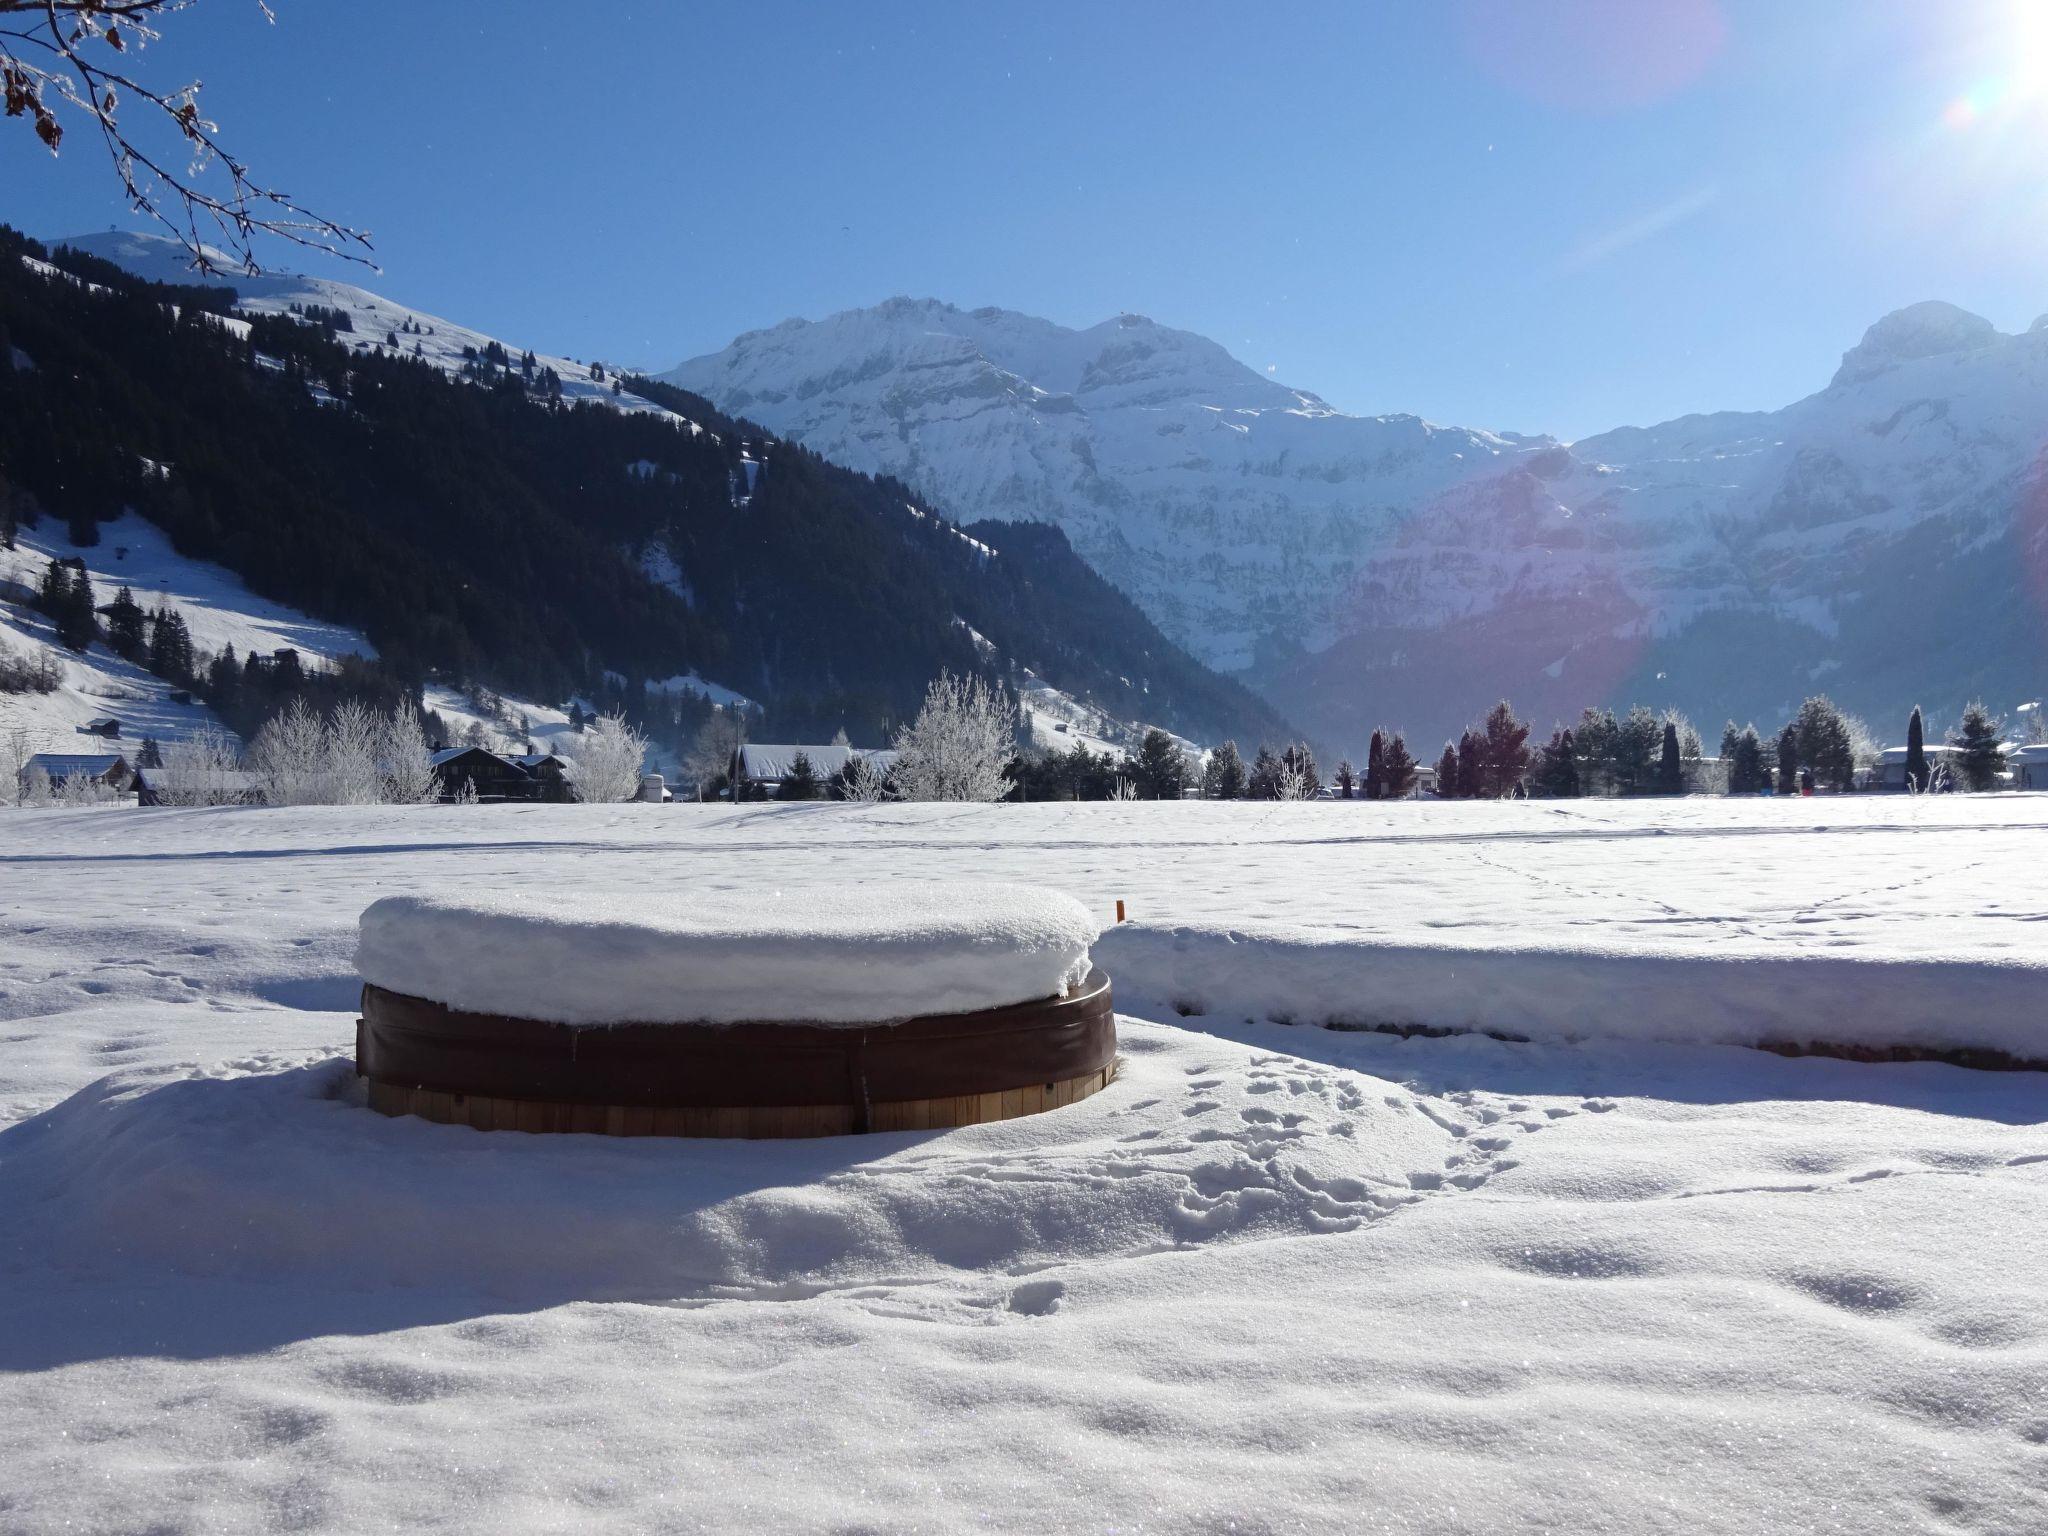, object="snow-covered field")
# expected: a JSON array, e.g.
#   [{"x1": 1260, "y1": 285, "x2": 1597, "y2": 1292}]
[{"x1": 2, "y1": 798, "x2": 2045, "y2": 1532}]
